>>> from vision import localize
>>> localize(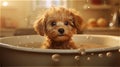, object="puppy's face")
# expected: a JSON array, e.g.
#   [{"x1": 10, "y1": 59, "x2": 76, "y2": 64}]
[
  {"x1": 46, "y1": 19, "x2": 76, "y2": 42},
  {"x1": 34, "y1": 7, "x2": 83, "y2": 42}
]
